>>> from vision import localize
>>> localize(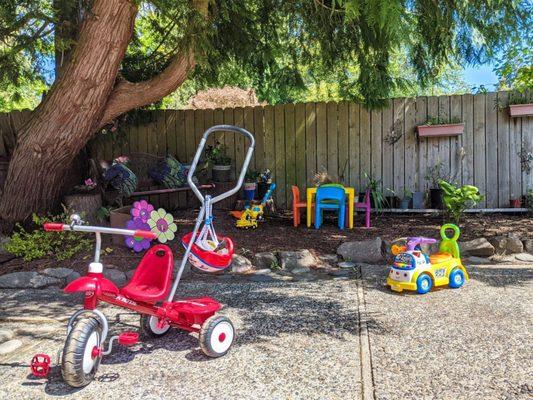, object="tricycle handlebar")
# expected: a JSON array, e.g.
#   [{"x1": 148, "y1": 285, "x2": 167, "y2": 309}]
[{"x1": 44, "y1": 223, "x2": 157, "y2": 240}]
